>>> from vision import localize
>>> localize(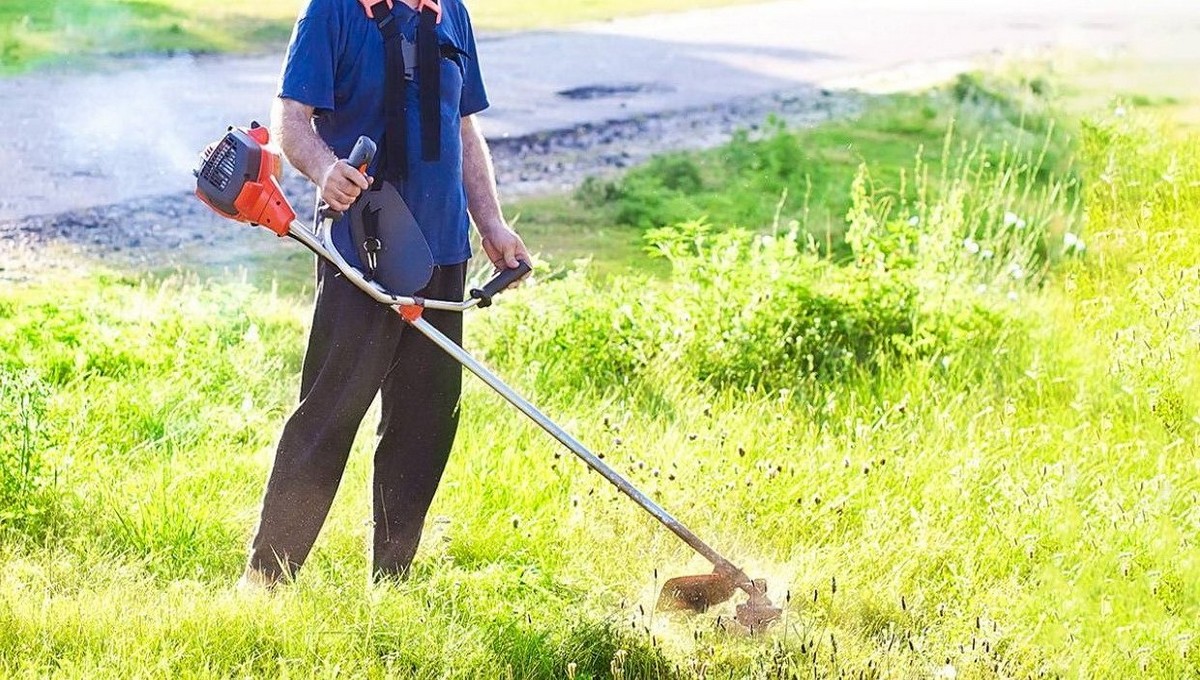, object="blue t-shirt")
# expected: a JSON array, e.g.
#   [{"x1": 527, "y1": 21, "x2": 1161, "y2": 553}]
[{"x1": 279, "y1": 0, "x2": 489, "y2": 266}]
